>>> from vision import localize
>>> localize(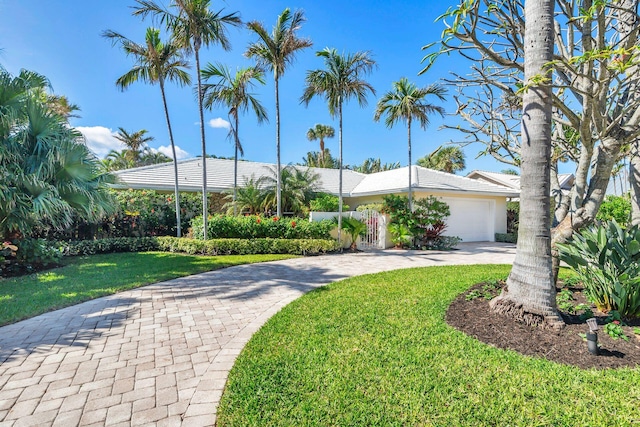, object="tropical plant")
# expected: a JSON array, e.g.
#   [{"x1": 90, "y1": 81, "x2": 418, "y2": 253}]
[
  {"x1": 417, "y1": 145, "x2": 466, "y2": 174},
  {"x1": 113, "y1": 127, "x2": 155, "y2": 164},
  {"x1": 221, "y1": 176, "x2": 265, "y2": 215},
  {"x1": 597, "y1": 194, "x2": 631, "y2": 227},
  {"x1": 558, "y1": 221, "x2": 640, "y2": 318},
  {"x1": 0, "y1": 68, "x2": 116, "y2": 241},
  {"x1": 301, "y1": 48, "x2": 376, "y2": 245},
  {"x1": 246, "y1": 8, "x2": 313, "y2": 217},
  {"x1": 309, "y1": 194, "x2": 348, "y2": 212},
  {"x1": 306, "y1": 124, "x2": 335, "y2": 164},
  {"x1": 134, "y1": 0, "x2": 241, "y2": 240},
  {"x1": 351, "y1": 158, "x2": 400, "y2": 174},
  {"x1": 139, "y1": 150, "x2": 172, "y2": 166},
  {"x1": 411, "y1": 196, "x2": 451, "y2": 249},
  {"x1": 202, "y1": 63, "x2": 268, "y2": 215},
  {"x1": 259, "y1": 165, "x2": 320, "y2": 216},
  {"x1": 374, "y1": 78, "x2": 446, "y2": 210},
  {"x1": 103, "y1": 149, "x2": 135, "y2": 171},
  {"x1": 388, "y1": 223, "x2": 412, "y2": 248},
  {"x1": 104, "y1": 26, "x2": 191, "y2": 237},
  {"x1": 301, "y1": 149, "x2": 339, "y2": 169},
  {"x1": 338, "y1": 216, "x2": 367, "y2": 250}
]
